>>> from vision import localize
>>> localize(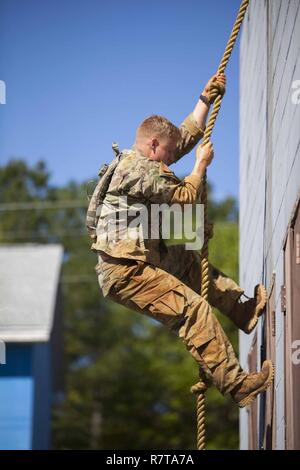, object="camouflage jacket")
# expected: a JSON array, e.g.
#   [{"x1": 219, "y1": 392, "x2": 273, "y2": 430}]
[{"x1": 92, "y1": 112, "x2": 205, "y2": 266}]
